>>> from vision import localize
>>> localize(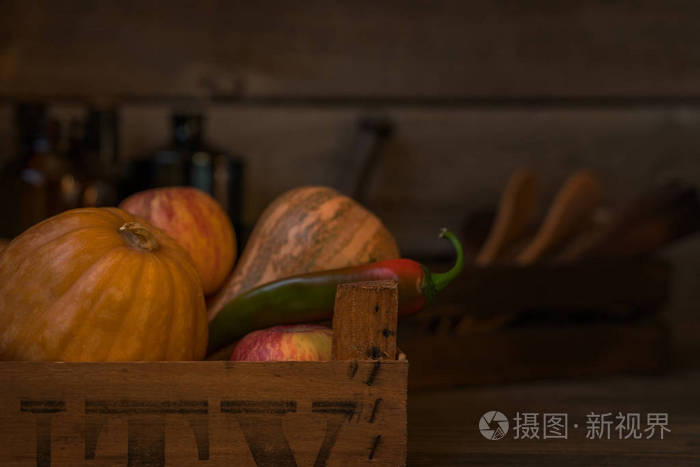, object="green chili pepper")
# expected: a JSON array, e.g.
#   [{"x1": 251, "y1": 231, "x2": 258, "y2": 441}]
[{"x1": 208, "y1": 228, "x2": 464, "y2": 354}]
